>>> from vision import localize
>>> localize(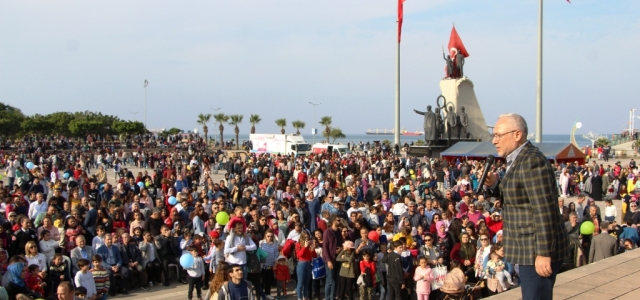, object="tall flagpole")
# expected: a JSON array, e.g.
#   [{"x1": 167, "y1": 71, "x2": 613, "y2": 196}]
[
  {"x1": 535, "y1": 0, "x2": 543, "y2": 143},
  {"x1": 394, "y1": 1, "x2": 402, "y2": 146},
  {"x1": 395, "y1": 39, "x2": 400, "y2": 146}
]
